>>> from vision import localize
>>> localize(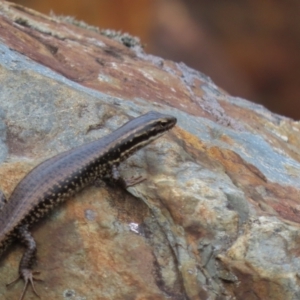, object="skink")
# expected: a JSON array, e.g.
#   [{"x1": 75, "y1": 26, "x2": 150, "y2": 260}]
[{"x1": 0, "y1": 111, "x2": 177, "y2": 300}]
